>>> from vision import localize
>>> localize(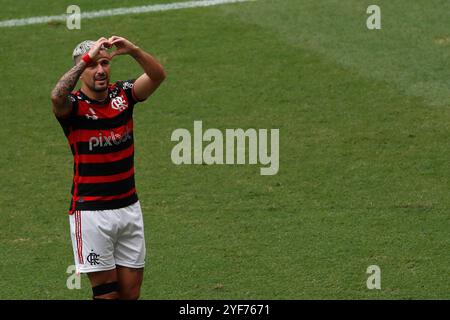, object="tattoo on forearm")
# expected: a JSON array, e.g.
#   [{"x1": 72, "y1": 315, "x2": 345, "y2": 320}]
[{"x1": 52, "y1": 61, "x2": 86, "y2": 101}]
